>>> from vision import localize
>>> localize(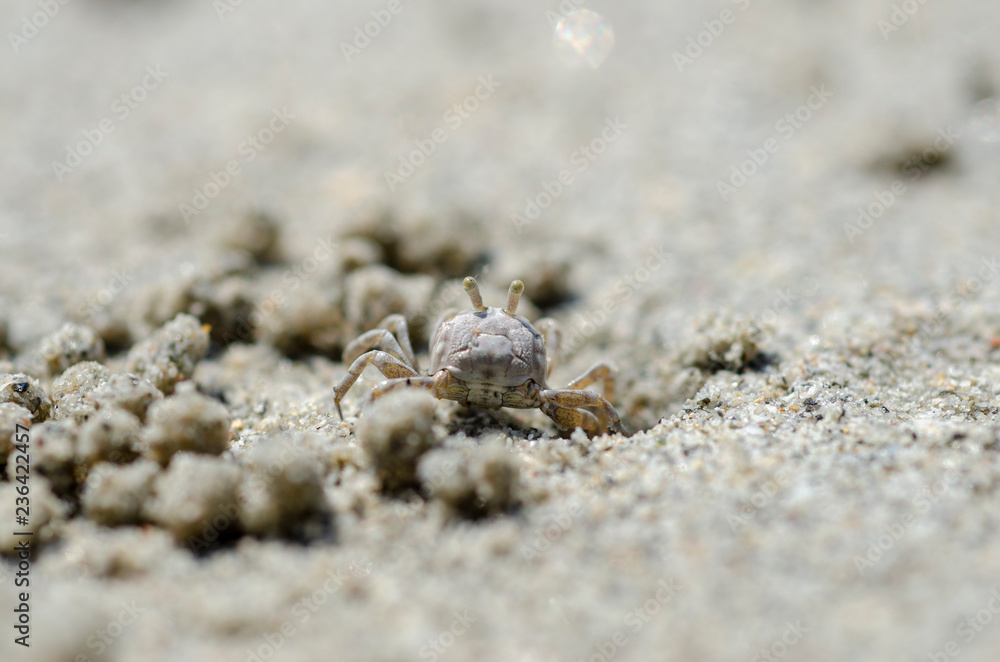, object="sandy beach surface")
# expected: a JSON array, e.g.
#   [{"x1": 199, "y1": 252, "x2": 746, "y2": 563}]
[{"x1": 3, "y1": 0, "x2": 1000, "y2": 660}]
